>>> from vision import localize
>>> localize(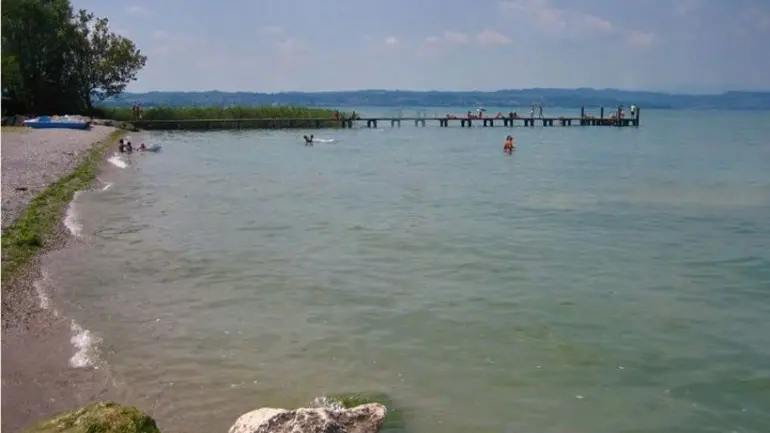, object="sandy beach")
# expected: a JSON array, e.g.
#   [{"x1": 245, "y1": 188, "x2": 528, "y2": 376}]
[{"x1": 1, "y1": 125, "x2": 121, "y2": 433}]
